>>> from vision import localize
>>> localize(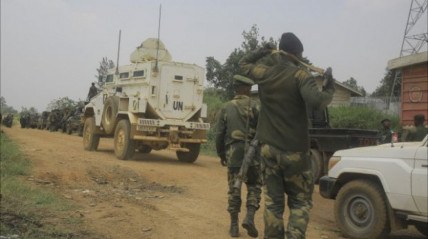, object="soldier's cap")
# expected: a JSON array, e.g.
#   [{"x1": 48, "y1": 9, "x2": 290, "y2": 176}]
[
  {"x1": 381, "y1": 118, "x2": 391, "y2": 124},
  {"x1": 233, "y1": 75, "x2": 254, "y2": 86},
  {"x1": 279, "y1": 32, "x2": 304, "y2": 55}
]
